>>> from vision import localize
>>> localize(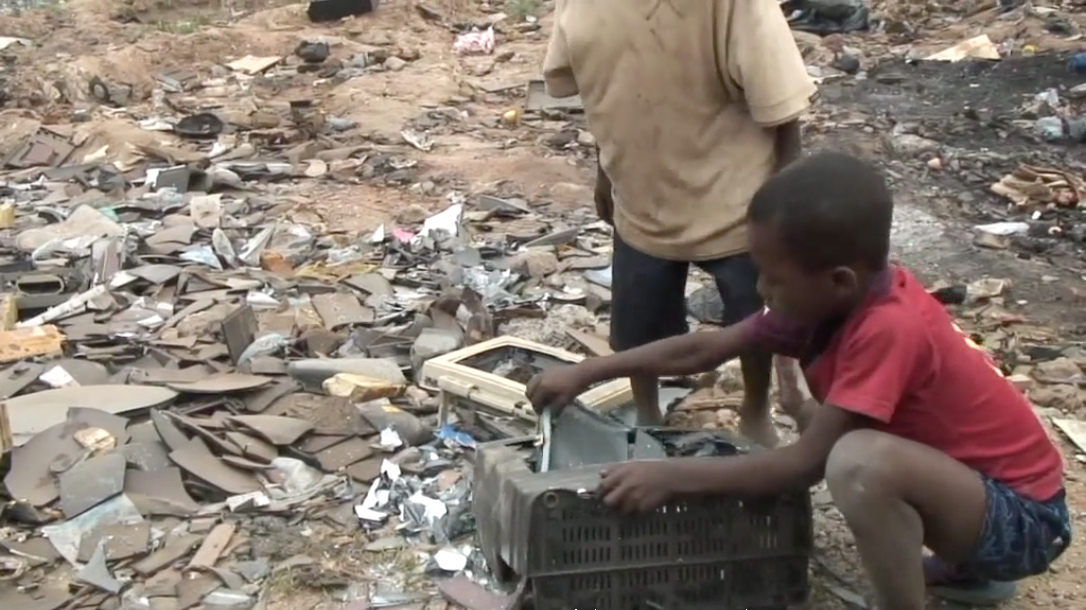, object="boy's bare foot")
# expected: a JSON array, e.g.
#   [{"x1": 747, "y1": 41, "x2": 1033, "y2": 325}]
[{"x1": 739, "y1": 400, "x2": 779, "y2": 448}]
